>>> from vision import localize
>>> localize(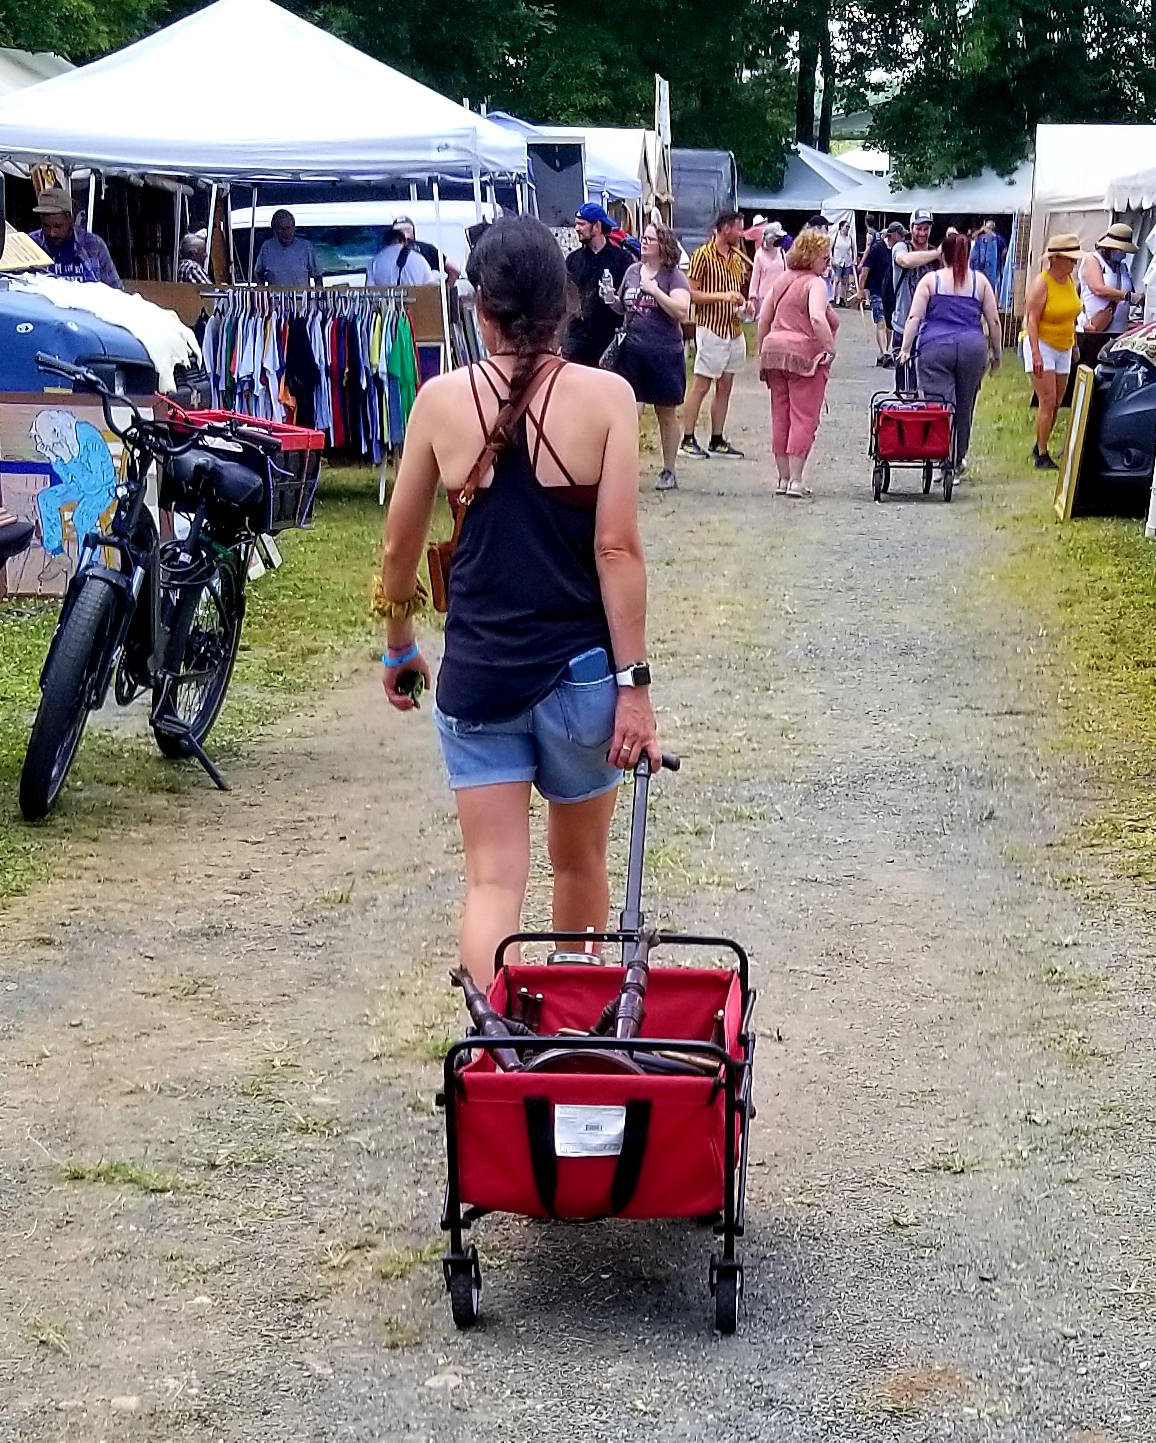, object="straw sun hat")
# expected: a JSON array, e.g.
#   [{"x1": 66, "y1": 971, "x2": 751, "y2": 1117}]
[
  {"x1": 1044, "y1": 232, "x2": 1082, "y2": 258},
  {"x1": 1098, "y1": 222, "x2": 1138, "y2": 253}
]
